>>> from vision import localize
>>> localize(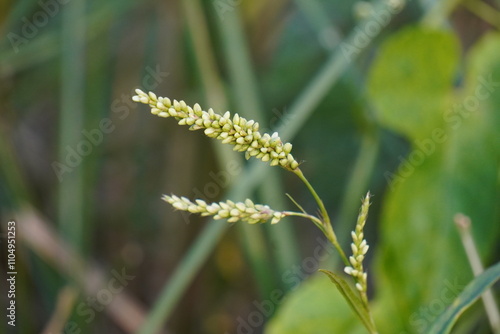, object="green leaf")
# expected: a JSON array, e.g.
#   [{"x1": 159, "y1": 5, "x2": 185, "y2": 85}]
[
  {"x1": 265, "y1": 274, "x2": 364, "y2": 334},
  {"x1": 370, "y1": 31, "x2": 500, "y2": 333},
  {"x1": 319, "y1": 270, "x2": 377, "y2": 333},
  {"x1": 429, "y1": 262, "x2": 500, "y2": 334},
  {"x1": 368, "y1": 26, "x2": 459, "y2": 140}
]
